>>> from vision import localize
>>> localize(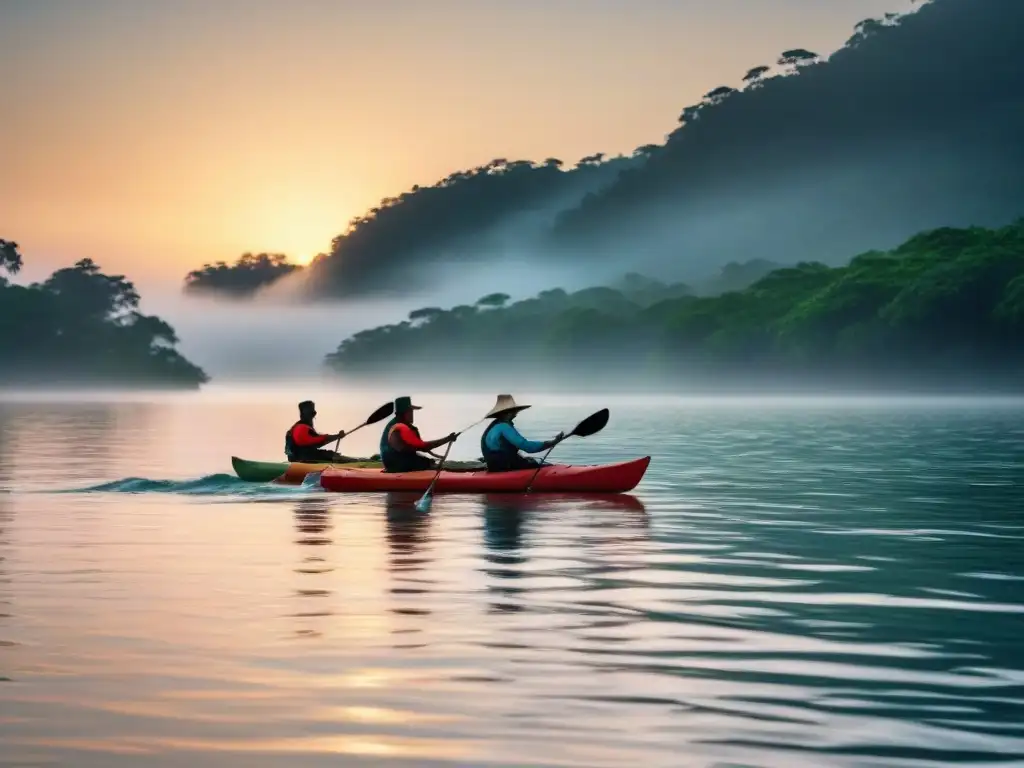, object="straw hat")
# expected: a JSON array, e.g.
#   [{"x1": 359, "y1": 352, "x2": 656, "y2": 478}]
[{"x1": 485, "y1": 394, "x2": 531, "y2": 419}]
